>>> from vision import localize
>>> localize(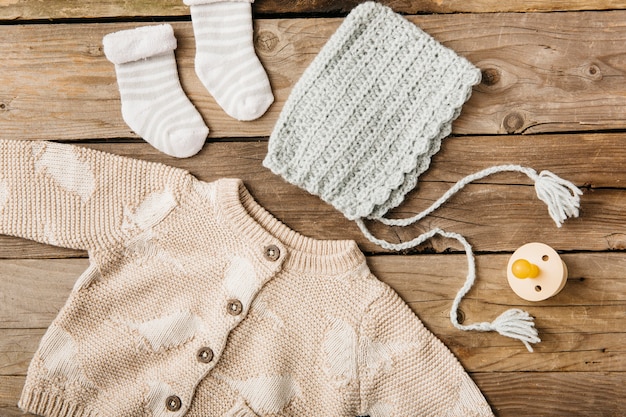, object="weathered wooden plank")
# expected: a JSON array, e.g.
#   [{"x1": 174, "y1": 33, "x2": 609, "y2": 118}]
[
  {"x1": 473, "y1": 372, "x2": 626, "y2": 417},
  {"x1": 0, "y1": 0, "x2": 186, "y2": 20},
  {"x1": 0, "y1": 329, "x2": 40, "y2": 377},
  {"x1": 1, "y1": 0, "x2": 625, "y2": 20},
  {"x1": 1, "y1": 373, "x2": 624, "y2": 417},
  {"x1": 3, "y1": 12, "x2": 626, "y2": 139},
  {"x1": 0, "y1": 376, "x2": 24, "y2": 417},
  {"x1": 0, "y1": 238, "x2": 83, "y2": 259},
  {"x1": 0, "y1": 259, "x2": 85, "y2": 328},
  {"x1": 1, "y1": 135, "x2": 625, "y2": 257},
  {"x1": 2, "y1": 253, "x2": 624, "y2": 373},
  {"x1": 92, "y1": 133, "x2": 626, "y2": 188}
]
